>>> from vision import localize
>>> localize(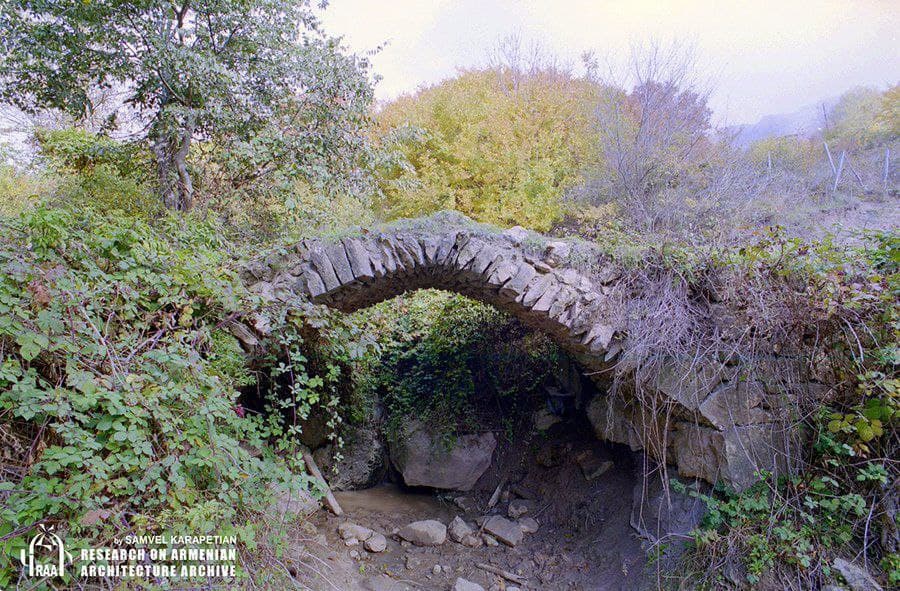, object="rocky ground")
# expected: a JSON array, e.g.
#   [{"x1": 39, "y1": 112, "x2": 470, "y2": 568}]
[{"x1": 287, "y1": 413, "x2": 695, "y2": 591}]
